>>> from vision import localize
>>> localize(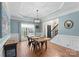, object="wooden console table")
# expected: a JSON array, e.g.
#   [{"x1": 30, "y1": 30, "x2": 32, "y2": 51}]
[{"x1": 4, "y1": 39, "x2": 18, "y2": 57}]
